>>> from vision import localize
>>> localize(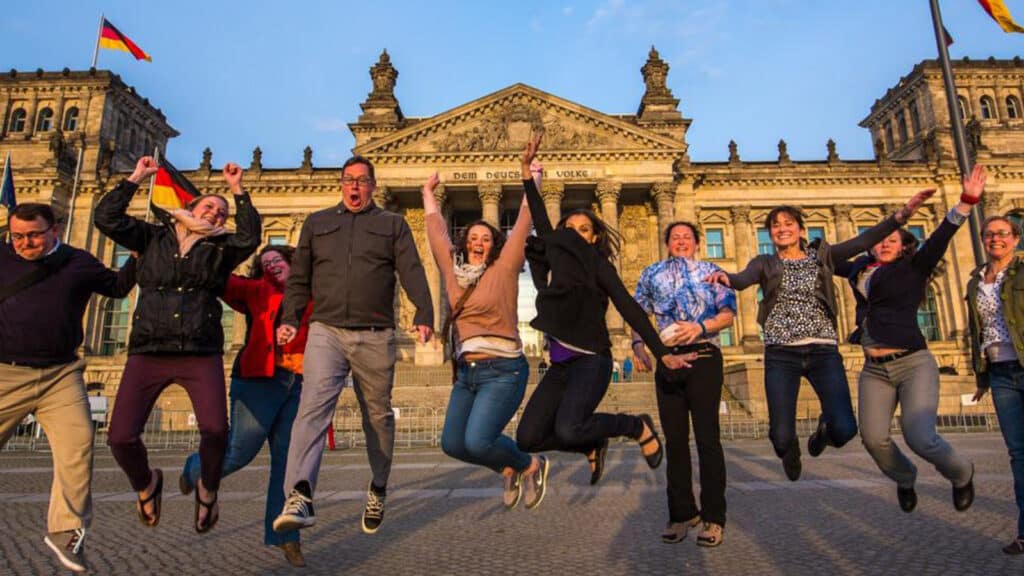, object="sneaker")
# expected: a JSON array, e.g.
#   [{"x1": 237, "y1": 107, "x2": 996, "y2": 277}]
[
  {"x1": 43, "y1": 528, "x2": 87, "y2": 573},
  {"x1": 807, "y1": 416, "x2": 828, "y2": 458},
  {"x1": 277, "y1": 541, "x2": 306, "y2": 567},
  {"x1": 1003, "y1": 537, "x2": 1024, "y2": 555},
  {"x1": 523, "y1": 455, "x2": 550, "y2": 510},
  {"x1": 897, "y1": 485, "x2": 917, "y2": 513},
  {"x1": 273, "y1": 486, "x2": 316, "y2": 533},
  {"x1": 661, "y1": 516, "x2": 701, "y2": 544},
  {"x1": 953, "y1": 464, "x2": 975, "y2": 512},
  {"x1": 362, "y1": 483, "x2": 386, "y2": 534},
  {"x1": 697, "y1": 522, "x2": 724, "y2": 547},
  {"x1": 781, "y1": 440, "x2": 802, "y2": 482},
  {"x1": 503, "y1": 470, "x2": 523, "y2": 509}
]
